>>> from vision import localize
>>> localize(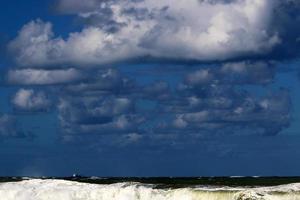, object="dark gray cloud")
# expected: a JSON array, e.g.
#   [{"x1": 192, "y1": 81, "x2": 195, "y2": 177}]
[
  {"x1": 1, "y1": 65, "x2": 291, "y2": 148},
  {"x1": 268, "y1": 1, "x2": 300, "y2": 60},
  {"x1": 58, "y1": 96, "x2": 134, "y2": 126},
  {"x1": 55, "y1": 68, "x2": 173, "y2": 143},
  {"x1": 159, "y1": 89, "x2": 291, "y2": 136},
  {"x1": 62, "y1": 69, "x2": 136, "y2": 95},
  {"x1": 56, "y1": 69, "x2": 145, "y2": 143},
  {"x1": 183, "y1": 61, "x2": 275, "y2": 86},
  {"x1": 48, "y1": 61, "x2": 292, "y2": 148},
  {"x1": 152, "y1": 62, "x2": 291, "y2": 137},
  {"x1": 58, "y1": 95, "x2": 145, "y2": 143}
]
